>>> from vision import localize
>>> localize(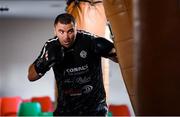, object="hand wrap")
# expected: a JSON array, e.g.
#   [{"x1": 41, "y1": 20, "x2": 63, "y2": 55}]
[{"x1": 33, "y1": 42, "x2": 64, "y2": 76}]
